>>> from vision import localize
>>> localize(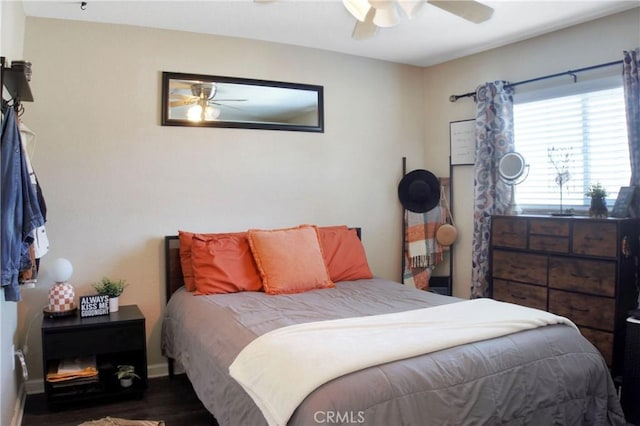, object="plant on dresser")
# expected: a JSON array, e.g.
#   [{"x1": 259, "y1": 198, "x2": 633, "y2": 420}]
[{"x1": 490, "y1": 214, "x2": 639, "y2": 377}]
